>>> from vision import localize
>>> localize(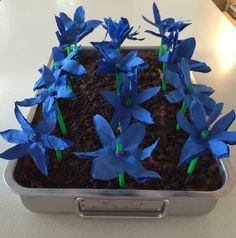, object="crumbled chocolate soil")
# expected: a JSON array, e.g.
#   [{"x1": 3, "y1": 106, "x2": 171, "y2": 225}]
[{"x1": 14, "y1": 48, "x2": 222, "y2": 191}]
